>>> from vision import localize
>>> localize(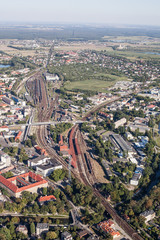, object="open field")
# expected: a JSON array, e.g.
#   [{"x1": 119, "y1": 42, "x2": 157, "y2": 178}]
[
  {"x1": 55, "y1": 44, "x2": 113, "y2": 51},
  {"x1": 107, "y1": 49, "x2": 160, "y2": 60},
  {"x1": 64, "y1": 79, "x2": 125, "y2": 92},
  {"x1": 0, "y1": 44, "x2": 36, "y2": 56}
]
